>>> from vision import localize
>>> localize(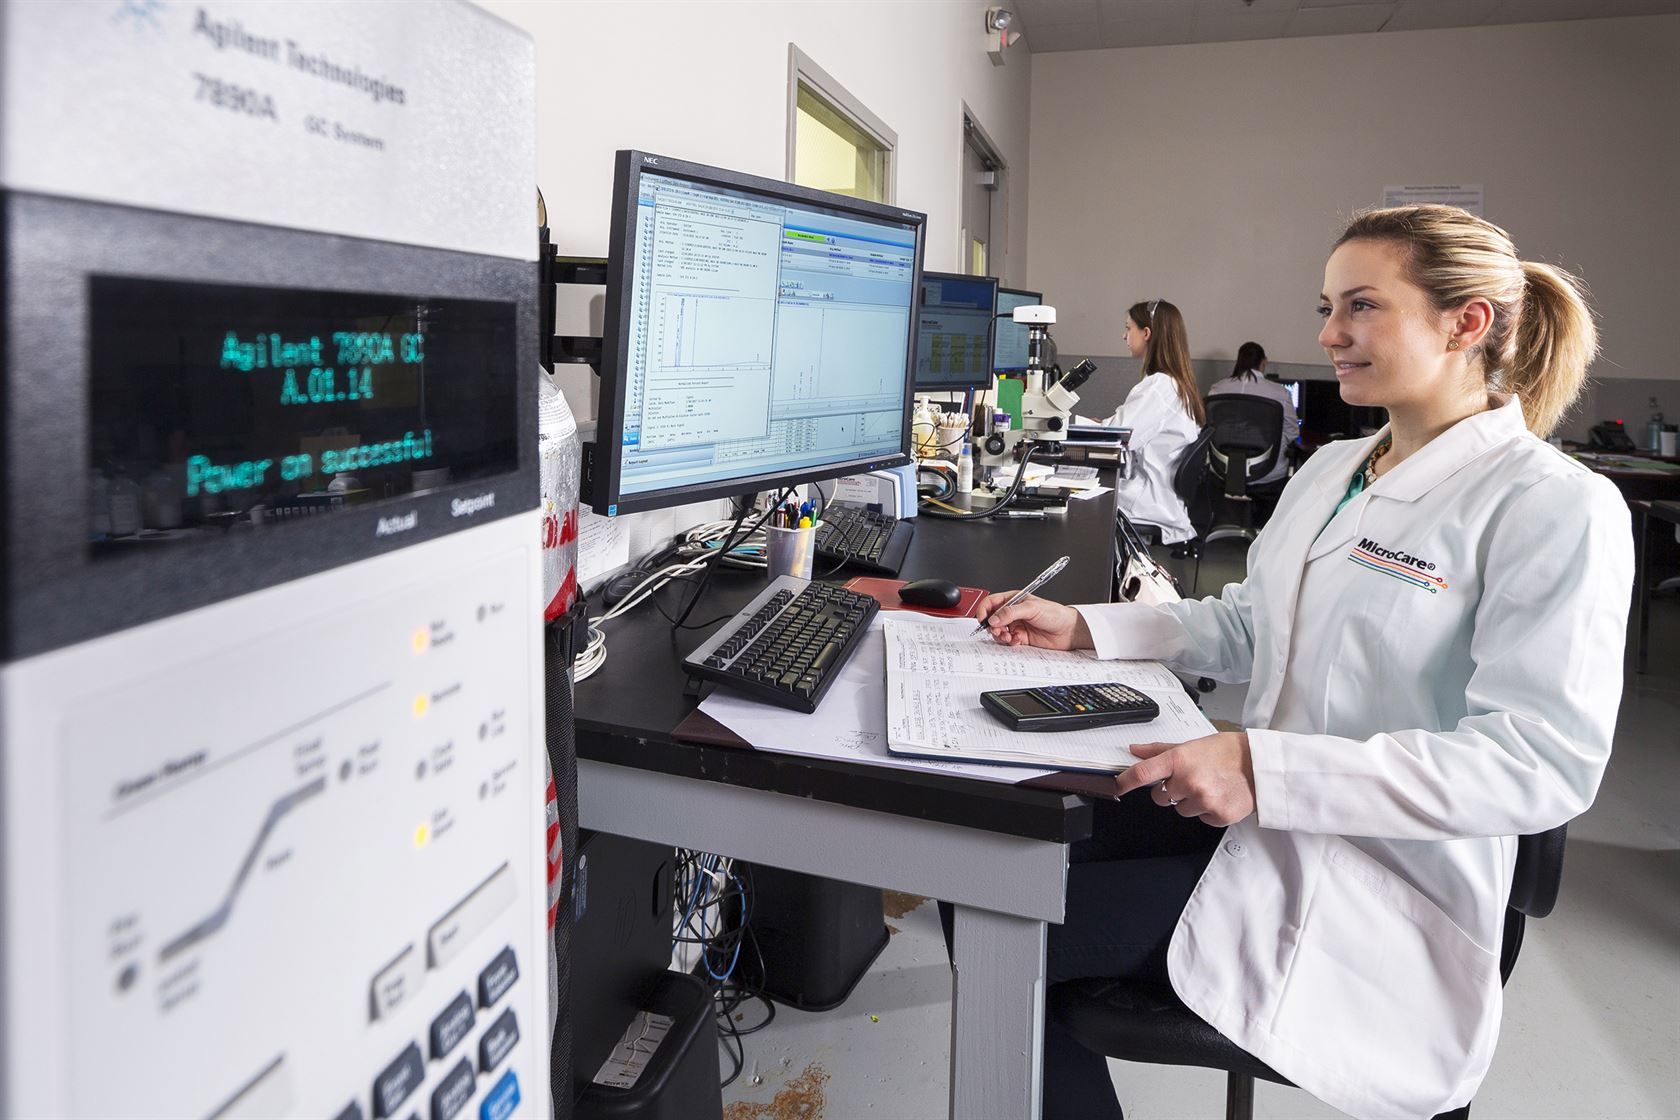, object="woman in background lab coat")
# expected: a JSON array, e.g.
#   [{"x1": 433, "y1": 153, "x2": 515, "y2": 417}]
[
  {"x1": 1096, "y1": 300, "x2": 1204, "y2": 545},
  {"x1": 981, "y1": 206, "x2": 1632, "y2": 1120},
  {"x1": 1206, "y1": 340, "x2": 1300, "y2": 486}
]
